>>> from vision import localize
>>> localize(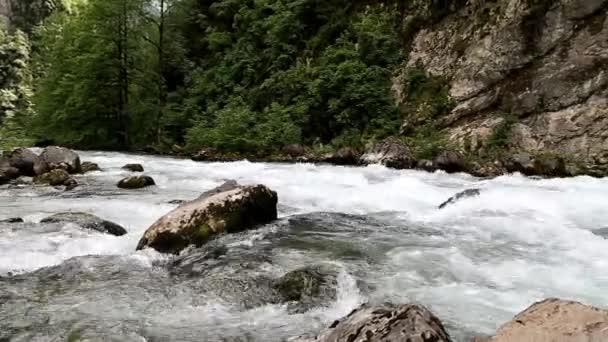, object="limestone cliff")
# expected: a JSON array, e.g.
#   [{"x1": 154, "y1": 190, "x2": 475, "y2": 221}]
[{"x1": 396, "y1": 0, "x2": 608, "y2": 176}]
